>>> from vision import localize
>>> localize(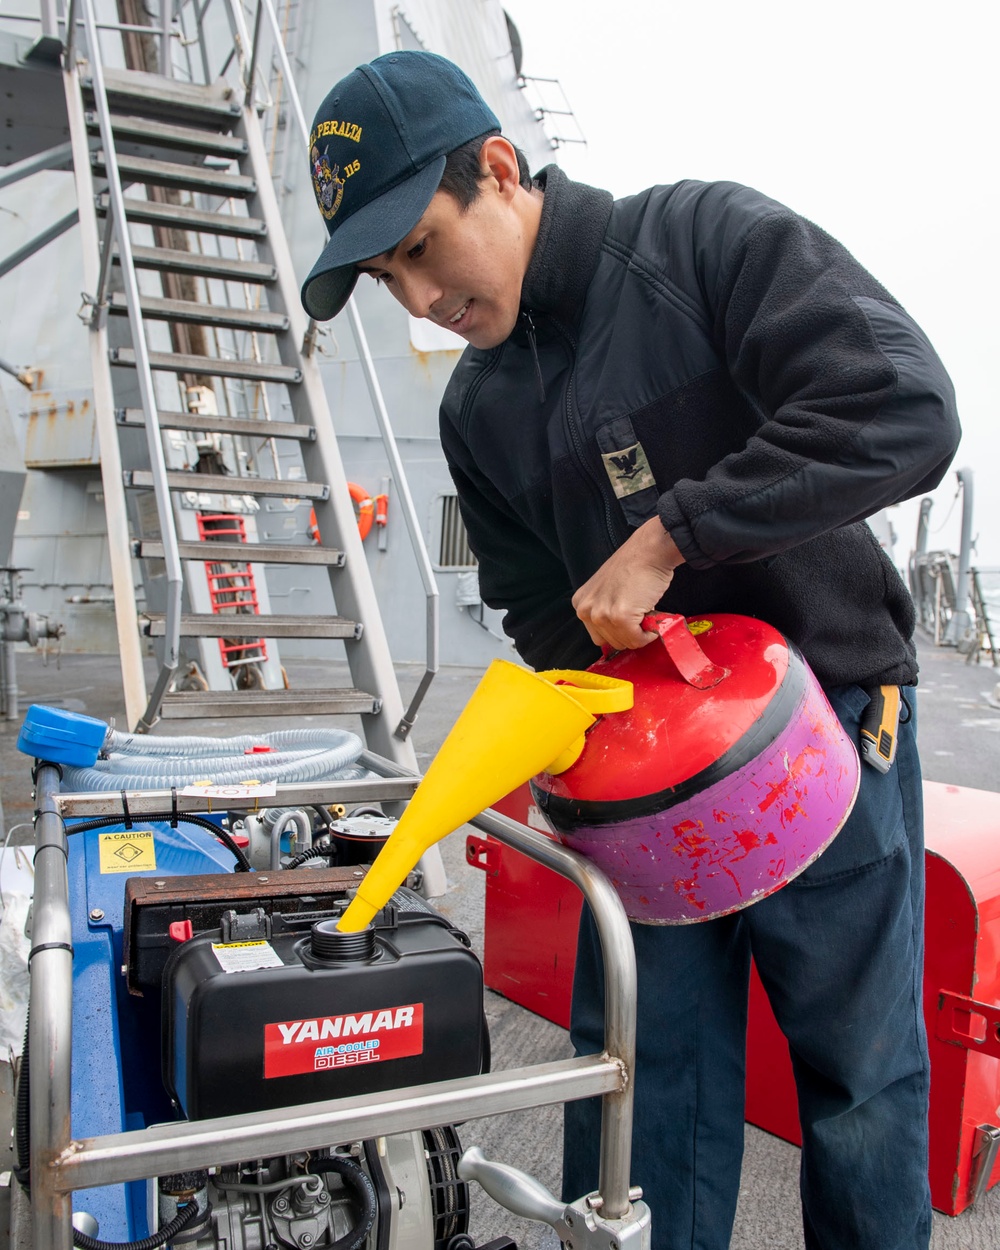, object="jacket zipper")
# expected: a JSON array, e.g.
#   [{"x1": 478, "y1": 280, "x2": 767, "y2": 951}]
[
  {"x1": 546, "y1": 316, "x2": 620, "y2": 551},
  {"x1": 522, "y1": 310, "x2": 547, "y2": 403}
]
